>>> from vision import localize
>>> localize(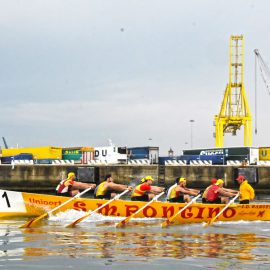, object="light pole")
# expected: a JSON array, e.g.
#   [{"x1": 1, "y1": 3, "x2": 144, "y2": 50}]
[{"x1": 189, "y1": 120, "x2": 195, "y2": 149}]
